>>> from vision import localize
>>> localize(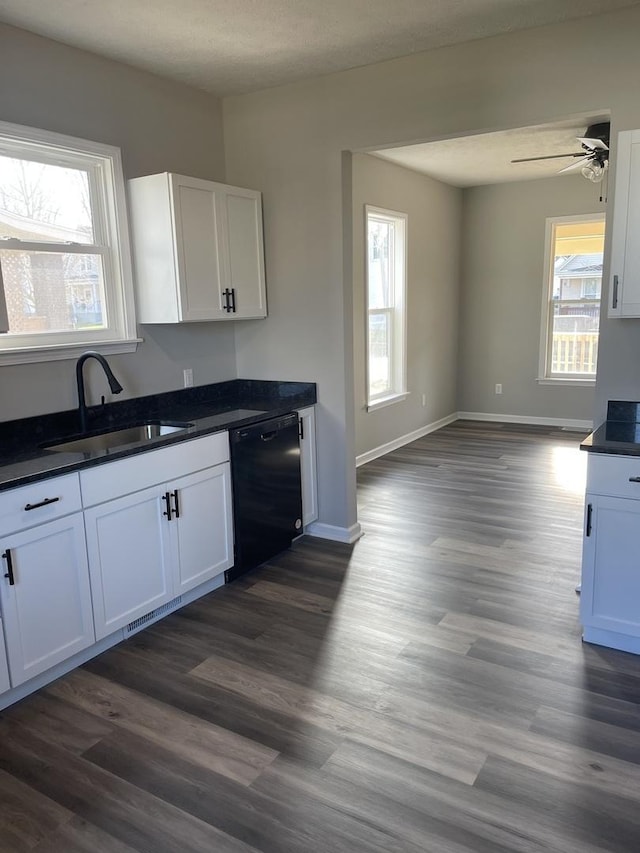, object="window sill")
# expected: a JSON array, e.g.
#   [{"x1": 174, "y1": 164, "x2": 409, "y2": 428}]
[
  {"x1": 0, "y1": 338, "x2": 142, "y2": 366},
  {"x1": 367, "y1": 391, "x2": 410, "y2": 412},
  {"x1": 536, "y1": 377, "x2": 595, "y2": 387}
]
